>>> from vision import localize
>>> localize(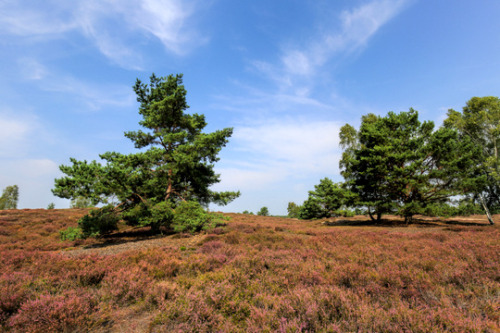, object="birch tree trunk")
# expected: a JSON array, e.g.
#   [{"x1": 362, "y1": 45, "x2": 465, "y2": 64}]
[{"x1": 479, "y1": 194, "x2": 494, "y2": 225}]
